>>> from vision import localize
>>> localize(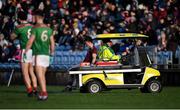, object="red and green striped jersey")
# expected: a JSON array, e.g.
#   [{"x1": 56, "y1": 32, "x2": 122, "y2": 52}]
[
  {"x1": 31, "y1": 24, "x2": 53, "y2": 55},
  {"x1": 14, "y1": 23, "x2": 32, "y2": 49}
]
